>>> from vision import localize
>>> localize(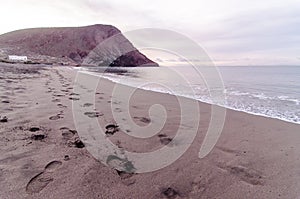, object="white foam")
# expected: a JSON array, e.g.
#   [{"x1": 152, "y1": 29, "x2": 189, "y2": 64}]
[{"x1": 79, "y1": 70, "x2": 300, "y2": 125}]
